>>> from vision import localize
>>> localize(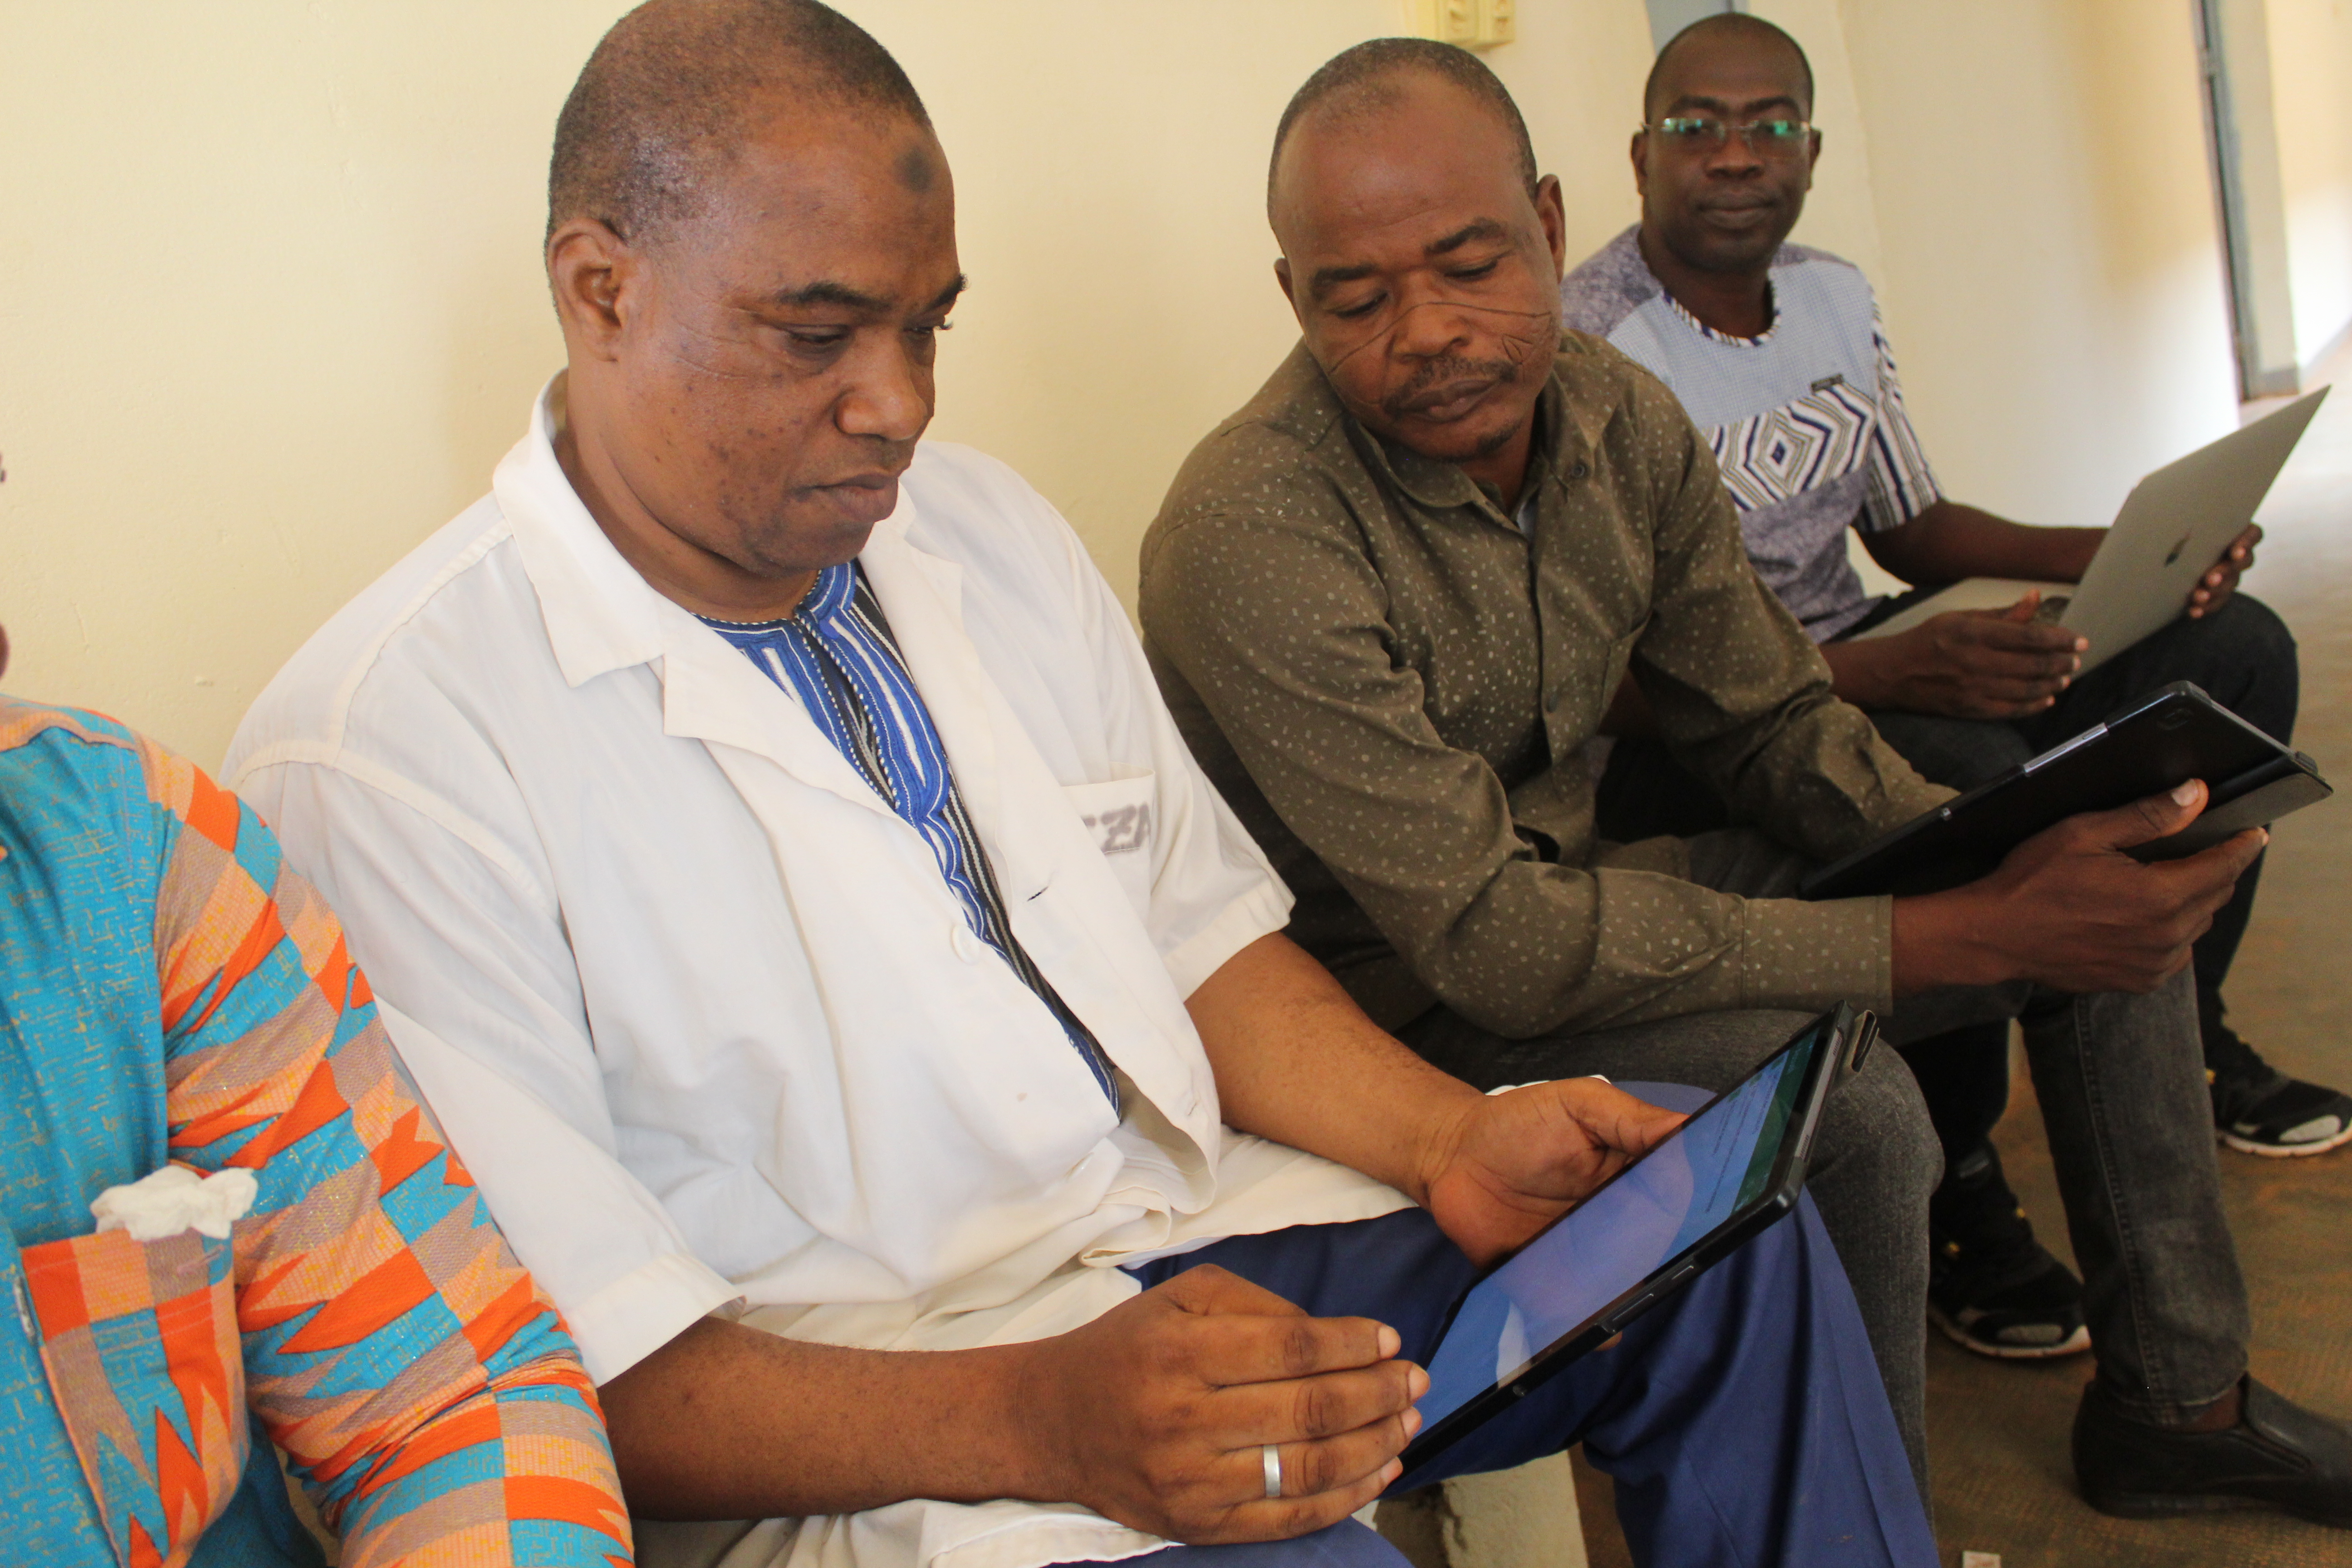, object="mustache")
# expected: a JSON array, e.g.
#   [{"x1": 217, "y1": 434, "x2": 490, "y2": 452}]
[
  {"x1": 803, "y1": 436, "x2": 921, "y2": 485},
  {"x1": 1382, "y1": 354, "x2": 1524, "y2": 419}
]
